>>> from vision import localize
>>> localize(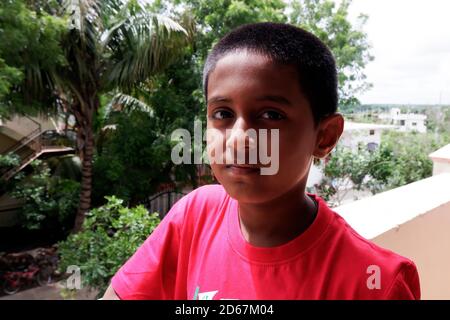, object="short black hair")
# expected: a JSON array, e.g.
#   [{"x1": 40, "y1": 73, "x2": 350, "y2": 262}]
[{"x1": 203, "y1": 22, "x2": 338, "y2": 124}]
